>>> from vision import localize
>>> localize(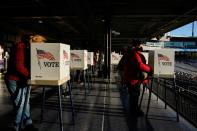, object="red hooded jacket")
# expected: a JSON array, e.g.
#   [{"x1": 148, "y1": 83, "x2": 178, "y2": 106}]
[
  {"x1": 5, "y1": 42, "x2": 30, "y2": 82},
  {"x1": 123, "y1": 47, "x2": 151, "y2": 86}
]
